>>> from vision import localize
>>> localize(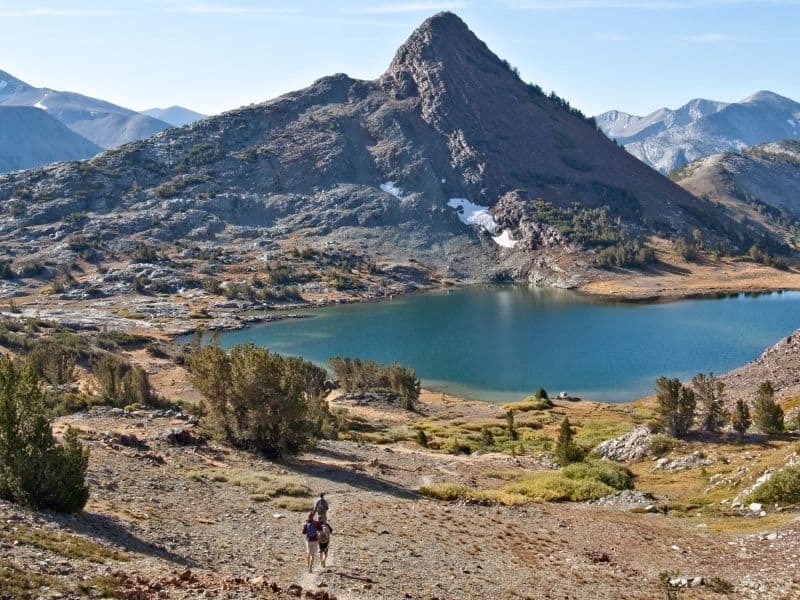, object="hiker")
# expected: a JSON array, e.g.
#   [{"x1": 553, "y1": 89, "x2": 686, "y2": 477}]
[
  {"x1": 317, "y1": 518, "x2": 333, "y2": 568},
  {"x1": 301, "y1": 512, "x2": 319, "y2": 573},
  {"x1": 314, "y1": 492, "x2": 329, "y2": 522}
]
